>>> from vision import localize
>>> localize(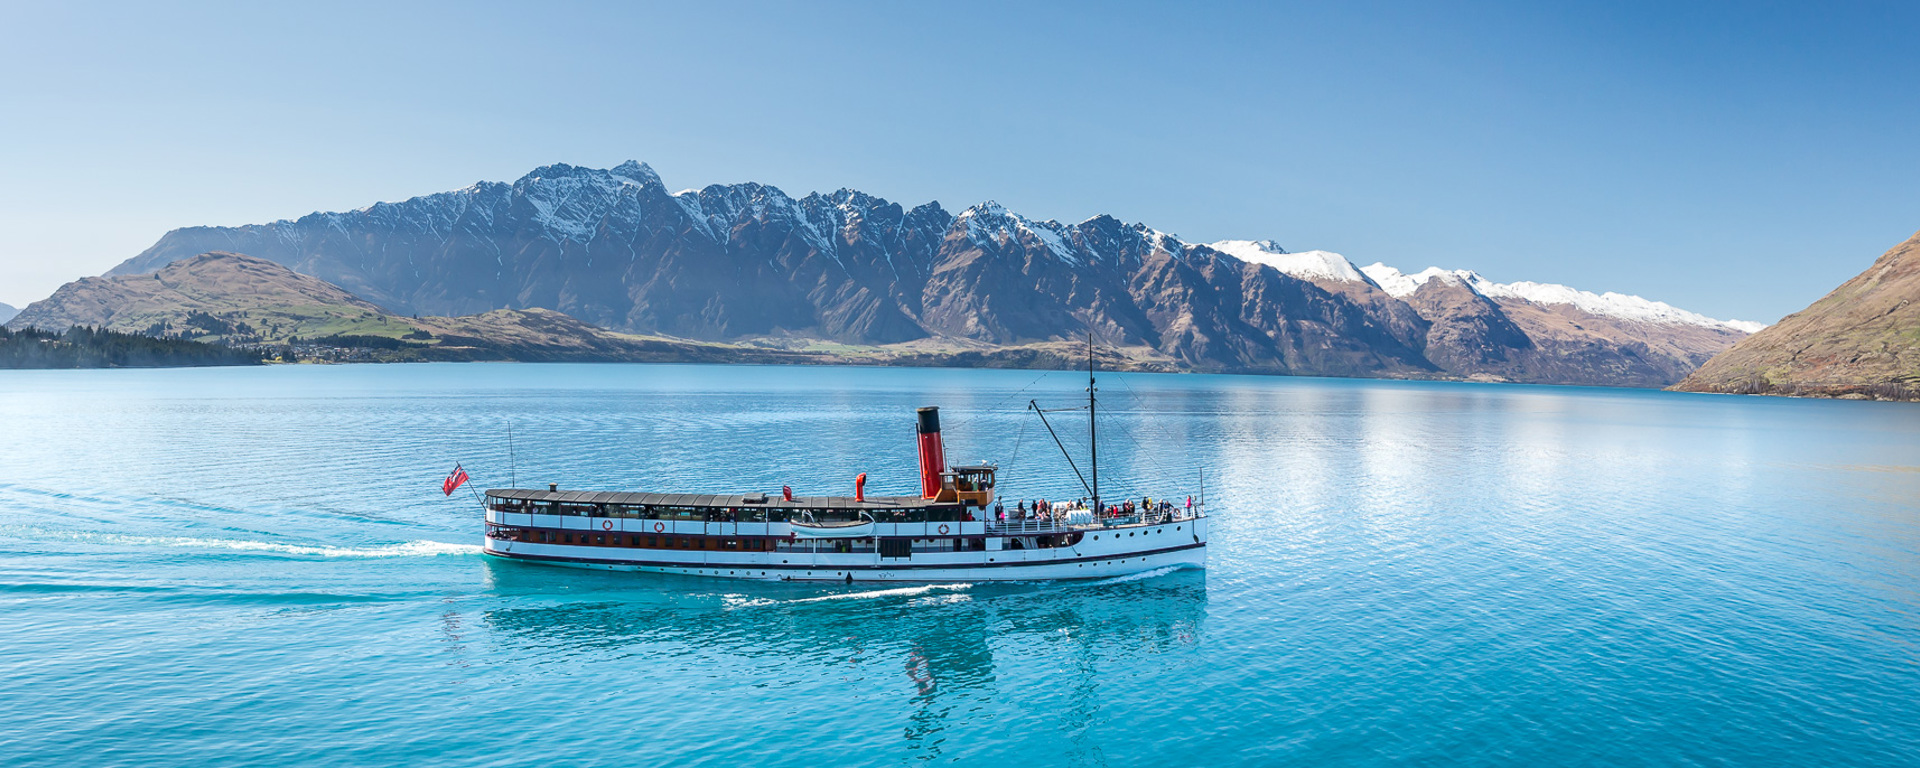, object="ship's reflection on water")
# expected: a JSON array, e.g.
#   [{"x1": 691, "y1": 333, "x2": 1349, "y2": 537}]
[{"x1": 477, "y1": 561, "x2": 1207, "y2": 760}]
